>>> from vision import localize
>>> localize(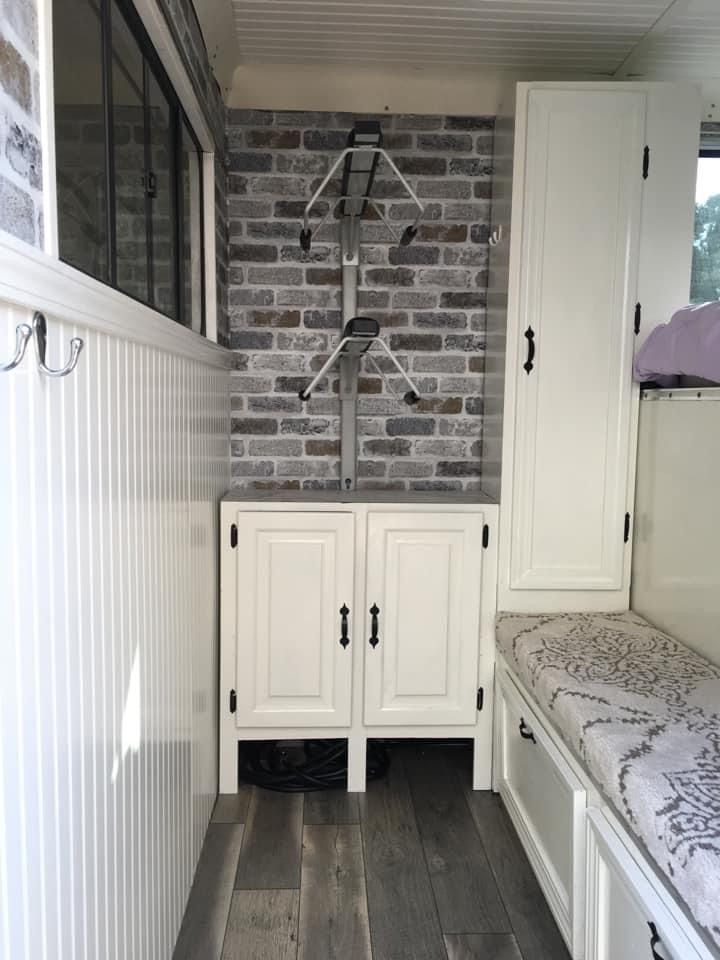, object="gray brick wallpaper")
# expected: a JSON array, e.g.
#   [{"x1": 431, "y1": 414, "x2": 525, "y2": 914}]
[
  {"x1": 0, "y1": 0, "x2": 43, "y2": 245},
  {"x1": 226, "y1": 110, "x2": 494, "y2": 492}
]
